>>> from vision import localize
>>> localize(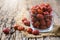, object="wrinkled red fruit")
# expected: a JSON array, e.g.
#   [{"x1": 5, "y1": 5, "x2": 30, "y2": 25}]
[
  {"x1": 31, "y1": 9, "x2": 37, "y2": 14},
  {"x1": 22, "y1": 18, "x2": 30, "y2": 26},
  {"x1": 40, "y1": 25, "x2": 47, "y2": 29},
  {"x1": 31, "y1": 6, "x2": 37, "y2": 14},
  {"x1": 37, "y1": 9, "x2": 43, "y2": 14},
  {"x1": 35, "y1": 5, "x2": 39, "y2": 8},
  {"x1": 31, "y1": 6, "x2": 36, "y2": 10},
  {"x1": 13, "y1": 24, "x2": 19, "y2": 30},
  {"x1": 43, "y1": 11, "x2": 49, "y2": 15},
  {"x1": 40, "y1": 3, "x2": 46, "y2": 6},
  {"x1": 33, "y1": 21, "x2": 40, "y2": 28},
  {"x1": 22, "y1": 18, "x2": 27, "y2": 22},
  {"x1": 47, "y1": 6, "x2": 52, "y2": 13},
  {"x1": 18, "y1": 26, "x2": 25, "y2": 31},
  {"x1": 45, "y1": 3, "x2": 50, "y2": 7},
  {"x1": 40, "y1": 20, "x2": 46, "y2": 25},
  {"x1": 46, "y1": 21, "x2": 51, "y2": 27},
  {"x1": 37, "y1": 14, "x2": 44, "y2": 19},
  {"x1": 32, "y1": 30, "x2": 39, "y2": 35},
  {"x1": 26, "y1": 28, "x2": 33, "y2": 34},
  {"x1": 48, "y1": 15, "x2": 52, "y2": 20},
  {"x1": 23, "y1": 20, "x2": 30, "y2": 26},
  {"x1": 31, "y1": 17, "x2": 37, "y2": 22},
  {"x1": 42, "y1": 6, "x2": 47, "y2": 12},
  {"x1": 3, "y1": 28, "x2": 10, "y2": 35},
  {"x1": 45, "y1": 15, "x2": 52, "y2": 20},
  {"x1": 45, "y1": 18, "x2": 50, "y2": 22}
]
